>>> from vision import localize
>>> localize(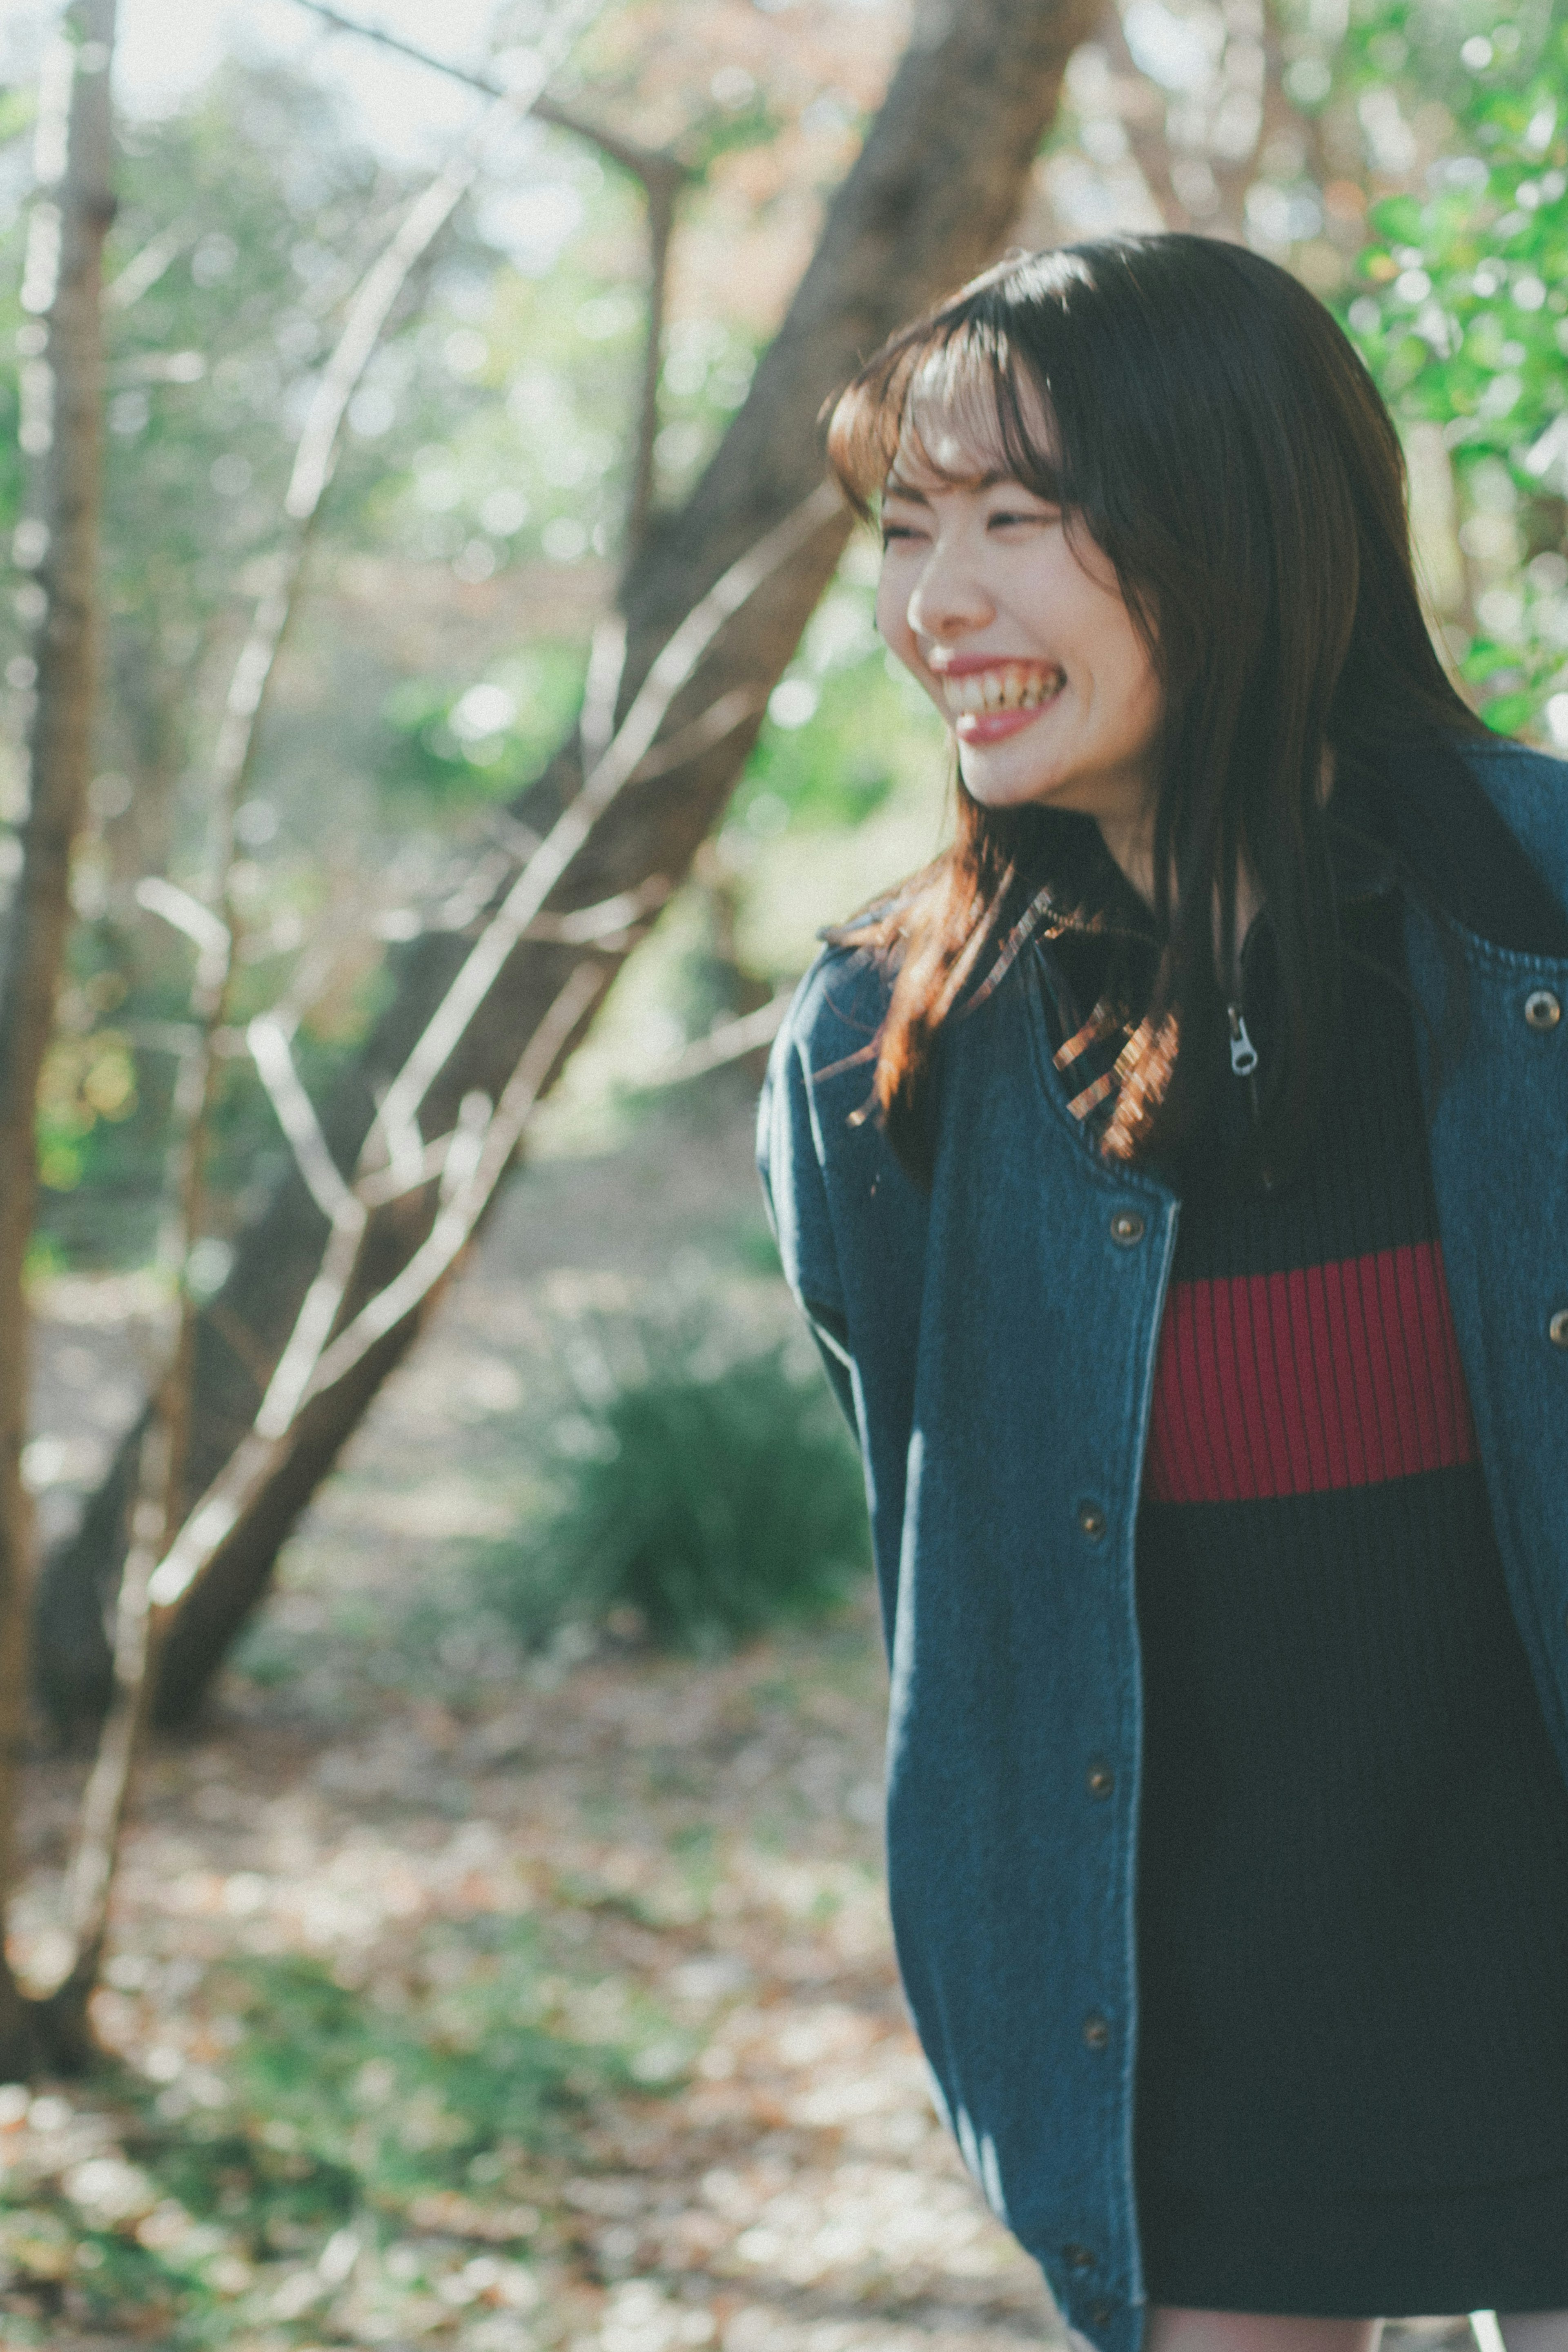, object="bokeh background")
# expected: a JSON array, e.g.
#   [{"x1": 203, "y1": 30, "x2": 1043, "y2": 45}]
[{"x1": 0, "y1": 0, "x2": 1563, "y2": 2344}]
